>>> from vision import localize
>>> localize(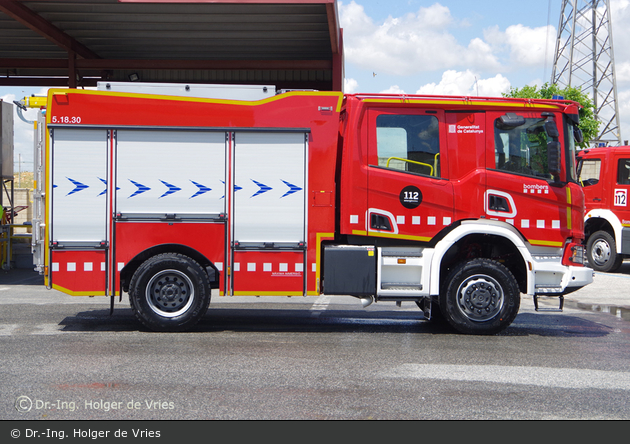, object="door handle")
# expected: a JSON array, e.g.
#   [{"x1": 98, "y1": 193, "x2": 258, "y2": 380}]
[{"x1": 592, "y1": 198, "x2": 601, "y2": 202}]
